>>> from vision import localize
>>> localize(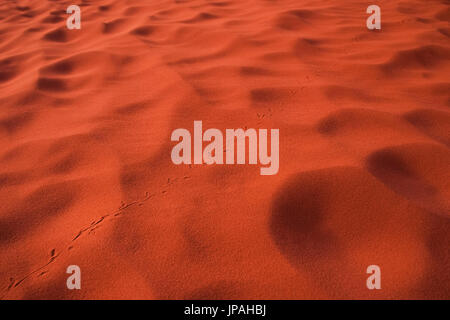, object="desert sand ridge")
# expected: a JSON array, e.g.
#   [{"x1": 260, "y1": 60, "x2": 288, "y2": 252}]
[{"x1": 0, "y1": 0, "x2": 449, "y2": 299}]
